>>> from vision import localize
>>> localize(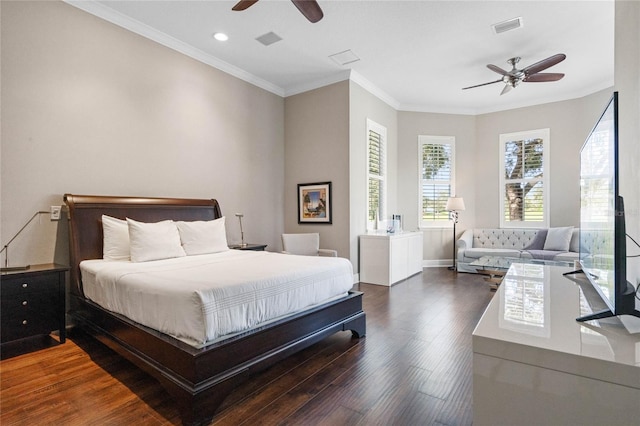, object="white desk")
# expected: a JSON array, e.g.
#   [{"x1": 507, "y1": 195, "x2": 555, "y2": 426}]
[
  {"x1": 359, "y1": 231, "x2": 423, "y2": 286},
  {"x1": 472, "y1": 263, "x2": 640, "y2": 425}
]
